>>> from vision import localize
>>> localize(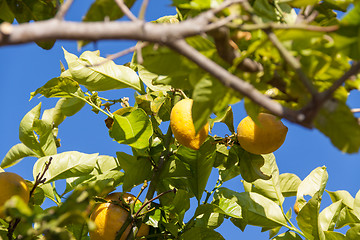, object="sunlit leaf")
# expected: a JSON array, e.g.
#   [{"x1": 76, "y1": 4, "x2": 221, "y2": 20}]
[
  {"x1": 296, "y1": 191, "x2": 325, "y2": 240},
  {"x1": 319, "y1": 200, "x2": 342, "y2": 231},
  {"x1": 109, "y1": 108, "x2": 153, "y2": 150},
  {"x1": 296, "y1": 166, "x2": 328, "y2": 211},
  {"x1": 279, "y1": 173, "x2": 301, "y2": 197},
  {"x1": 19, "y1": 103, "x2": 57, "y2": 157},
  {"x1": 326, "y1": 190, "x2": 354, "y2": 209},
  {"x1": 30, "y1": 76, "x2": 82, "y2": 100},
  {"x1": 33, "y1": 151, "x2": 99, "y2": 183},
  {"x1": 64, "y1": 48, "x2": 143, "y2": 92},
  {"x1": 1, "y1": 143, "x2": 37, "y2": 168},
  {"x1": 247, "y1": 153, "x2": 284, "y2": 205},
  {"x1": 214, "y1": 188, "x2": 287, "y2": 228}
]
